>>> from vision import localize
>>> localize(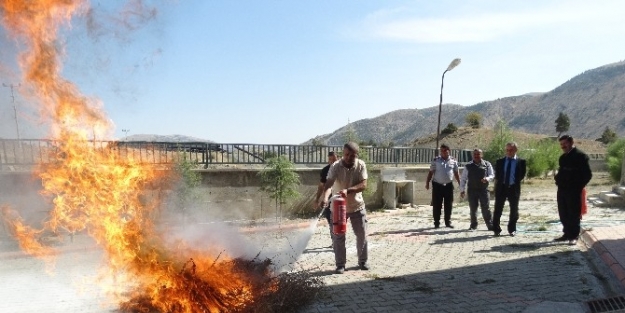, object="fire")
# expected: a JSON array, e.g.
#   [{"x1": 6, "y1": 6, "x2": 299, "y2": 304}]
[{"x1": 0, "y1": 1, "x2": 288, "y2": 312}]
